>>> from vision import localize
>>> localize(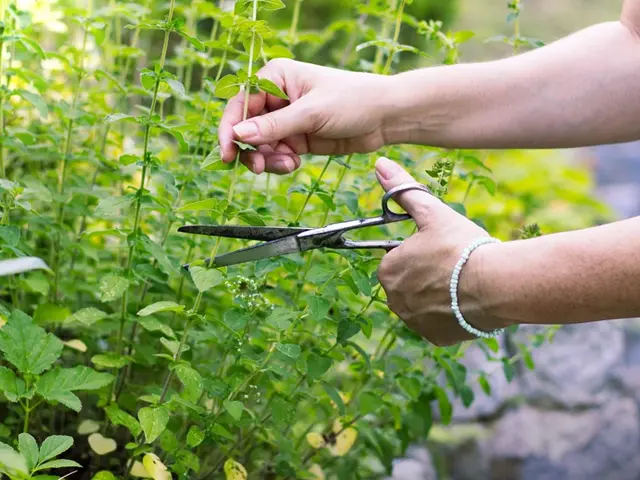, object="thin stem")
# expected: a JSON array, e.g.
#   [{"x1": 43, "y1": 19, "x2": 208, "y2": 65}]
[
  {"x1": 373, "y1": 0, "x2": 397, "y2": 73},
  {"x1": 289, "y1": 0, "x2": 303, "y2": 46},
  {"x1": 382, "y1": 0, "x2": 406, "y2": 75},
  {"x1": 23, "y1": 399, "x2": 30, "y2": 433},
  {"x1": 293, "y1": 156, "x2": 332, "y2": 224},
  {"x1": 0, "y1": 0, "x2": 6, "y2": 179}
]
